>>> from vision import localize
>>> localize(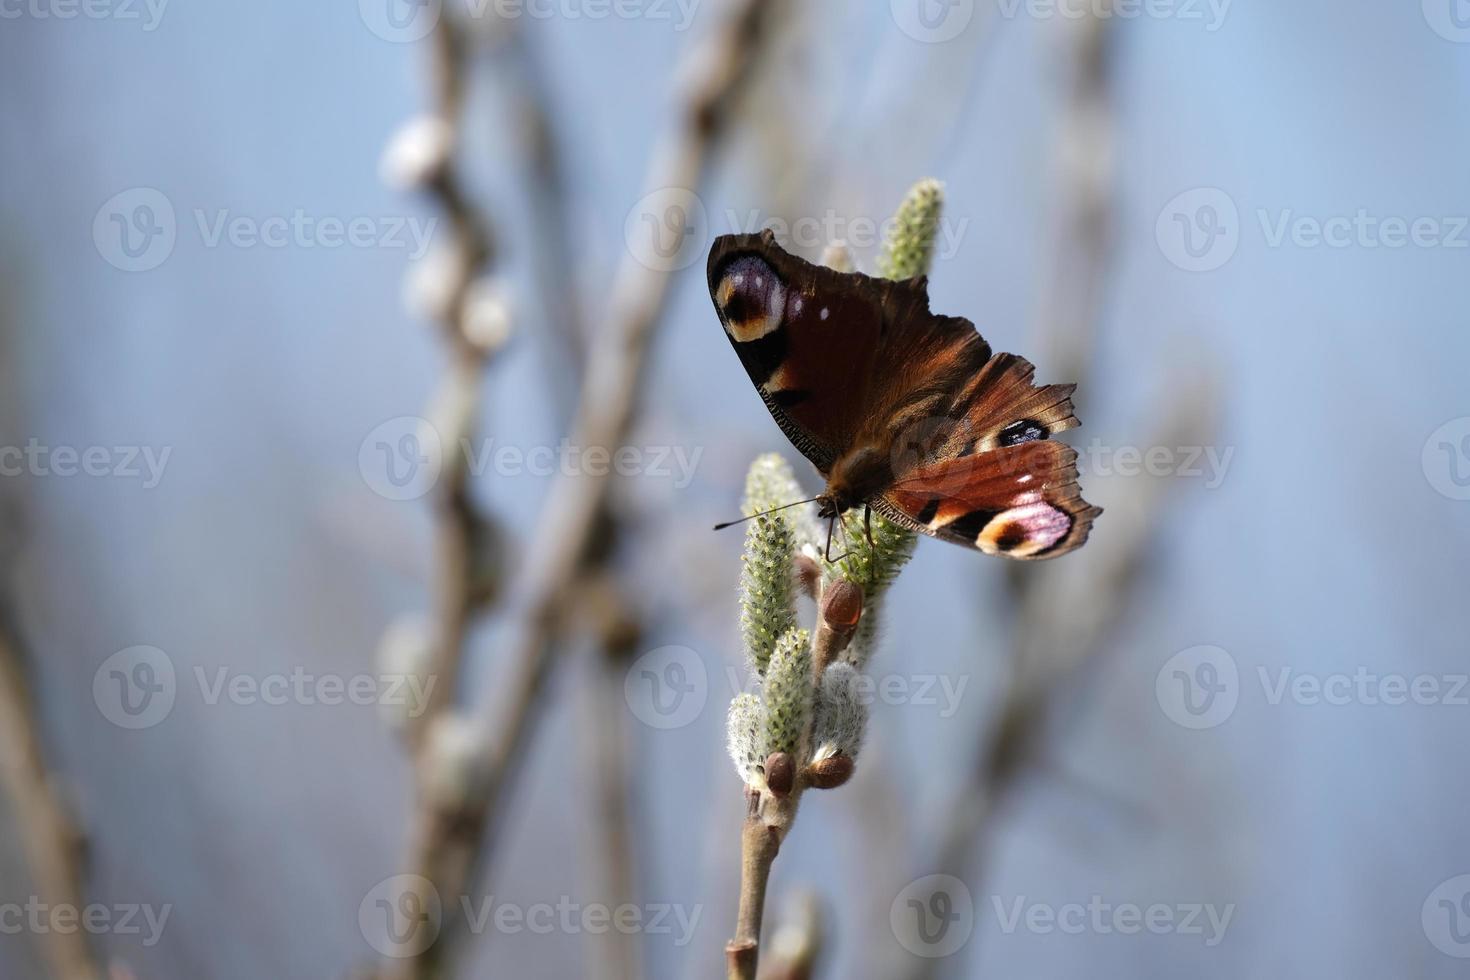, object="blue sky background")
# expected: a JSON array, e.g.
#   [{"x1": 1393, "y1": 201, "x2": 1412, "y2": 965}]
[{"x1": 2, "y1": 1, "x2": 1469, "y2": 977}]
